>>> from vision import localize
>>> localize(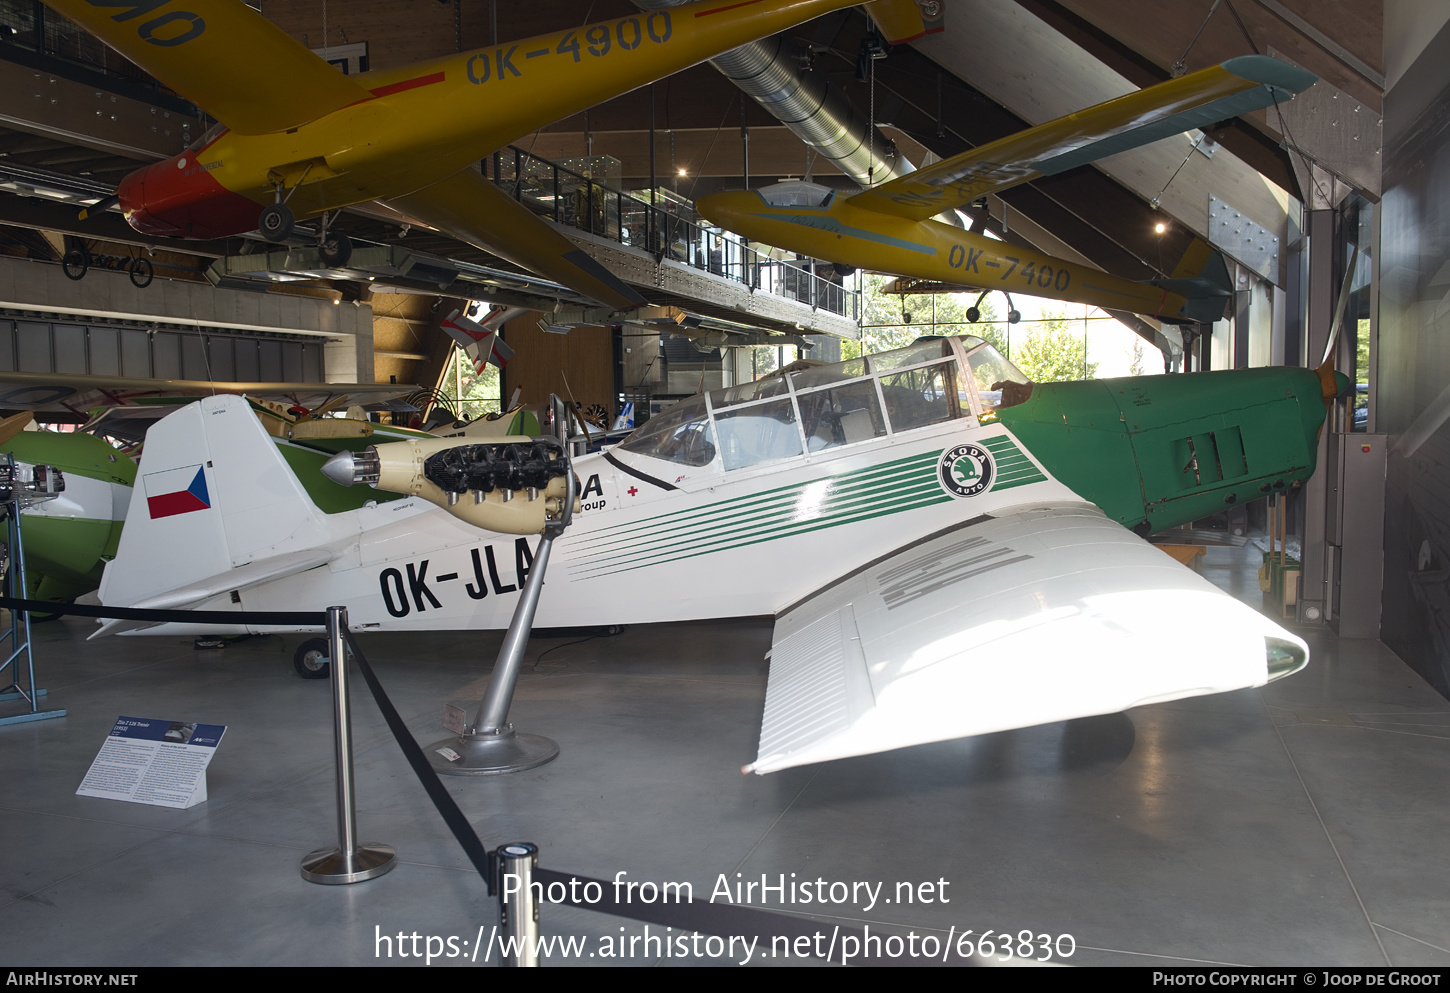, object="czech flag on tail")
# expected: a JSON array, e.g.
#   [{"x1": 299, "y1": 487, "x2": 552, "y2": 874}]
[{"x1": 144, "y1": 464, "x2": 211, "y2": 519}]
